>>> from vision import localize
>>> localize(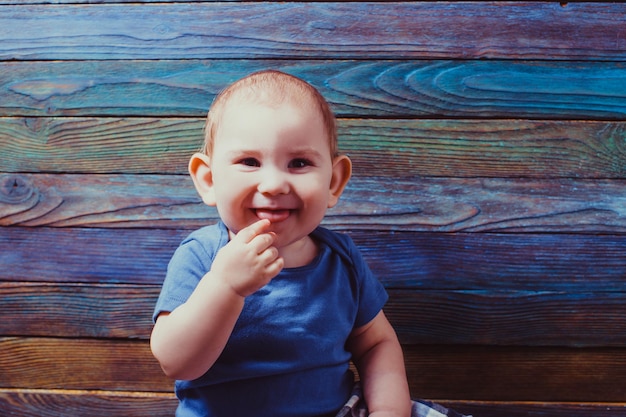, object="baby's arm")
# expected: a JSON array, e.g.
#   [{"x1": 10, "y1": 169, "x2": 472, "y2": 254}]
[
  {"x1": 150, "y1": 219, "x2": 284, "y2": 381},
  {"x1": 347, "y1": 311, "x2": 412, "y2": 417}
]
